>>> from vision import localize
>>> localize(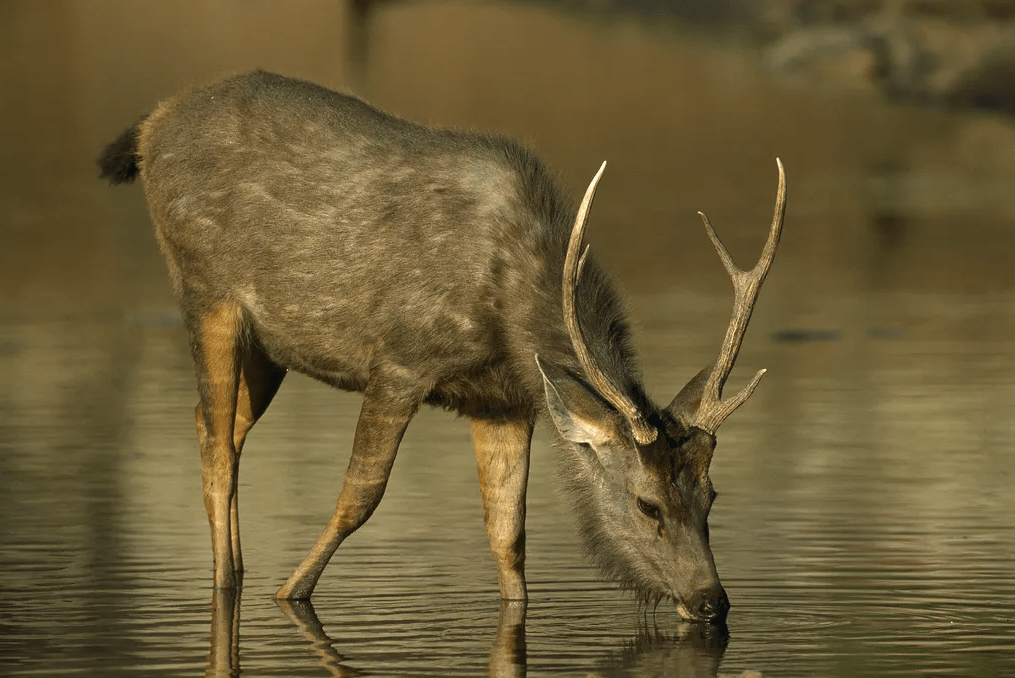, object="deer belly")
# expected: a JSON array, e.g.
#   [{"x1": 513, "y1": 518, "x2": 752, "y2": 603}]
[{"x1": 241, "y1": 287, "x2": 497, "y2": 396}]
